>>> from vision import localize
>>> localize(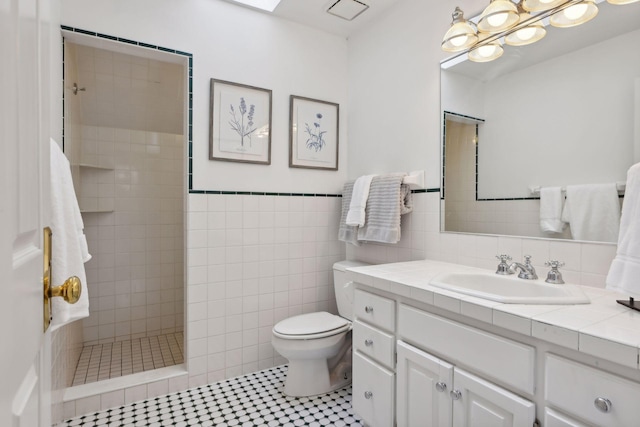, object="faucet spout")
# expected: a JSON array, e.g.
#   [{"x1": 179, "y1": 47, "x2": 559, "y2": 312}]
[{"x1": 509, "y1": 255, "x2": 538, "y2": 280}]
